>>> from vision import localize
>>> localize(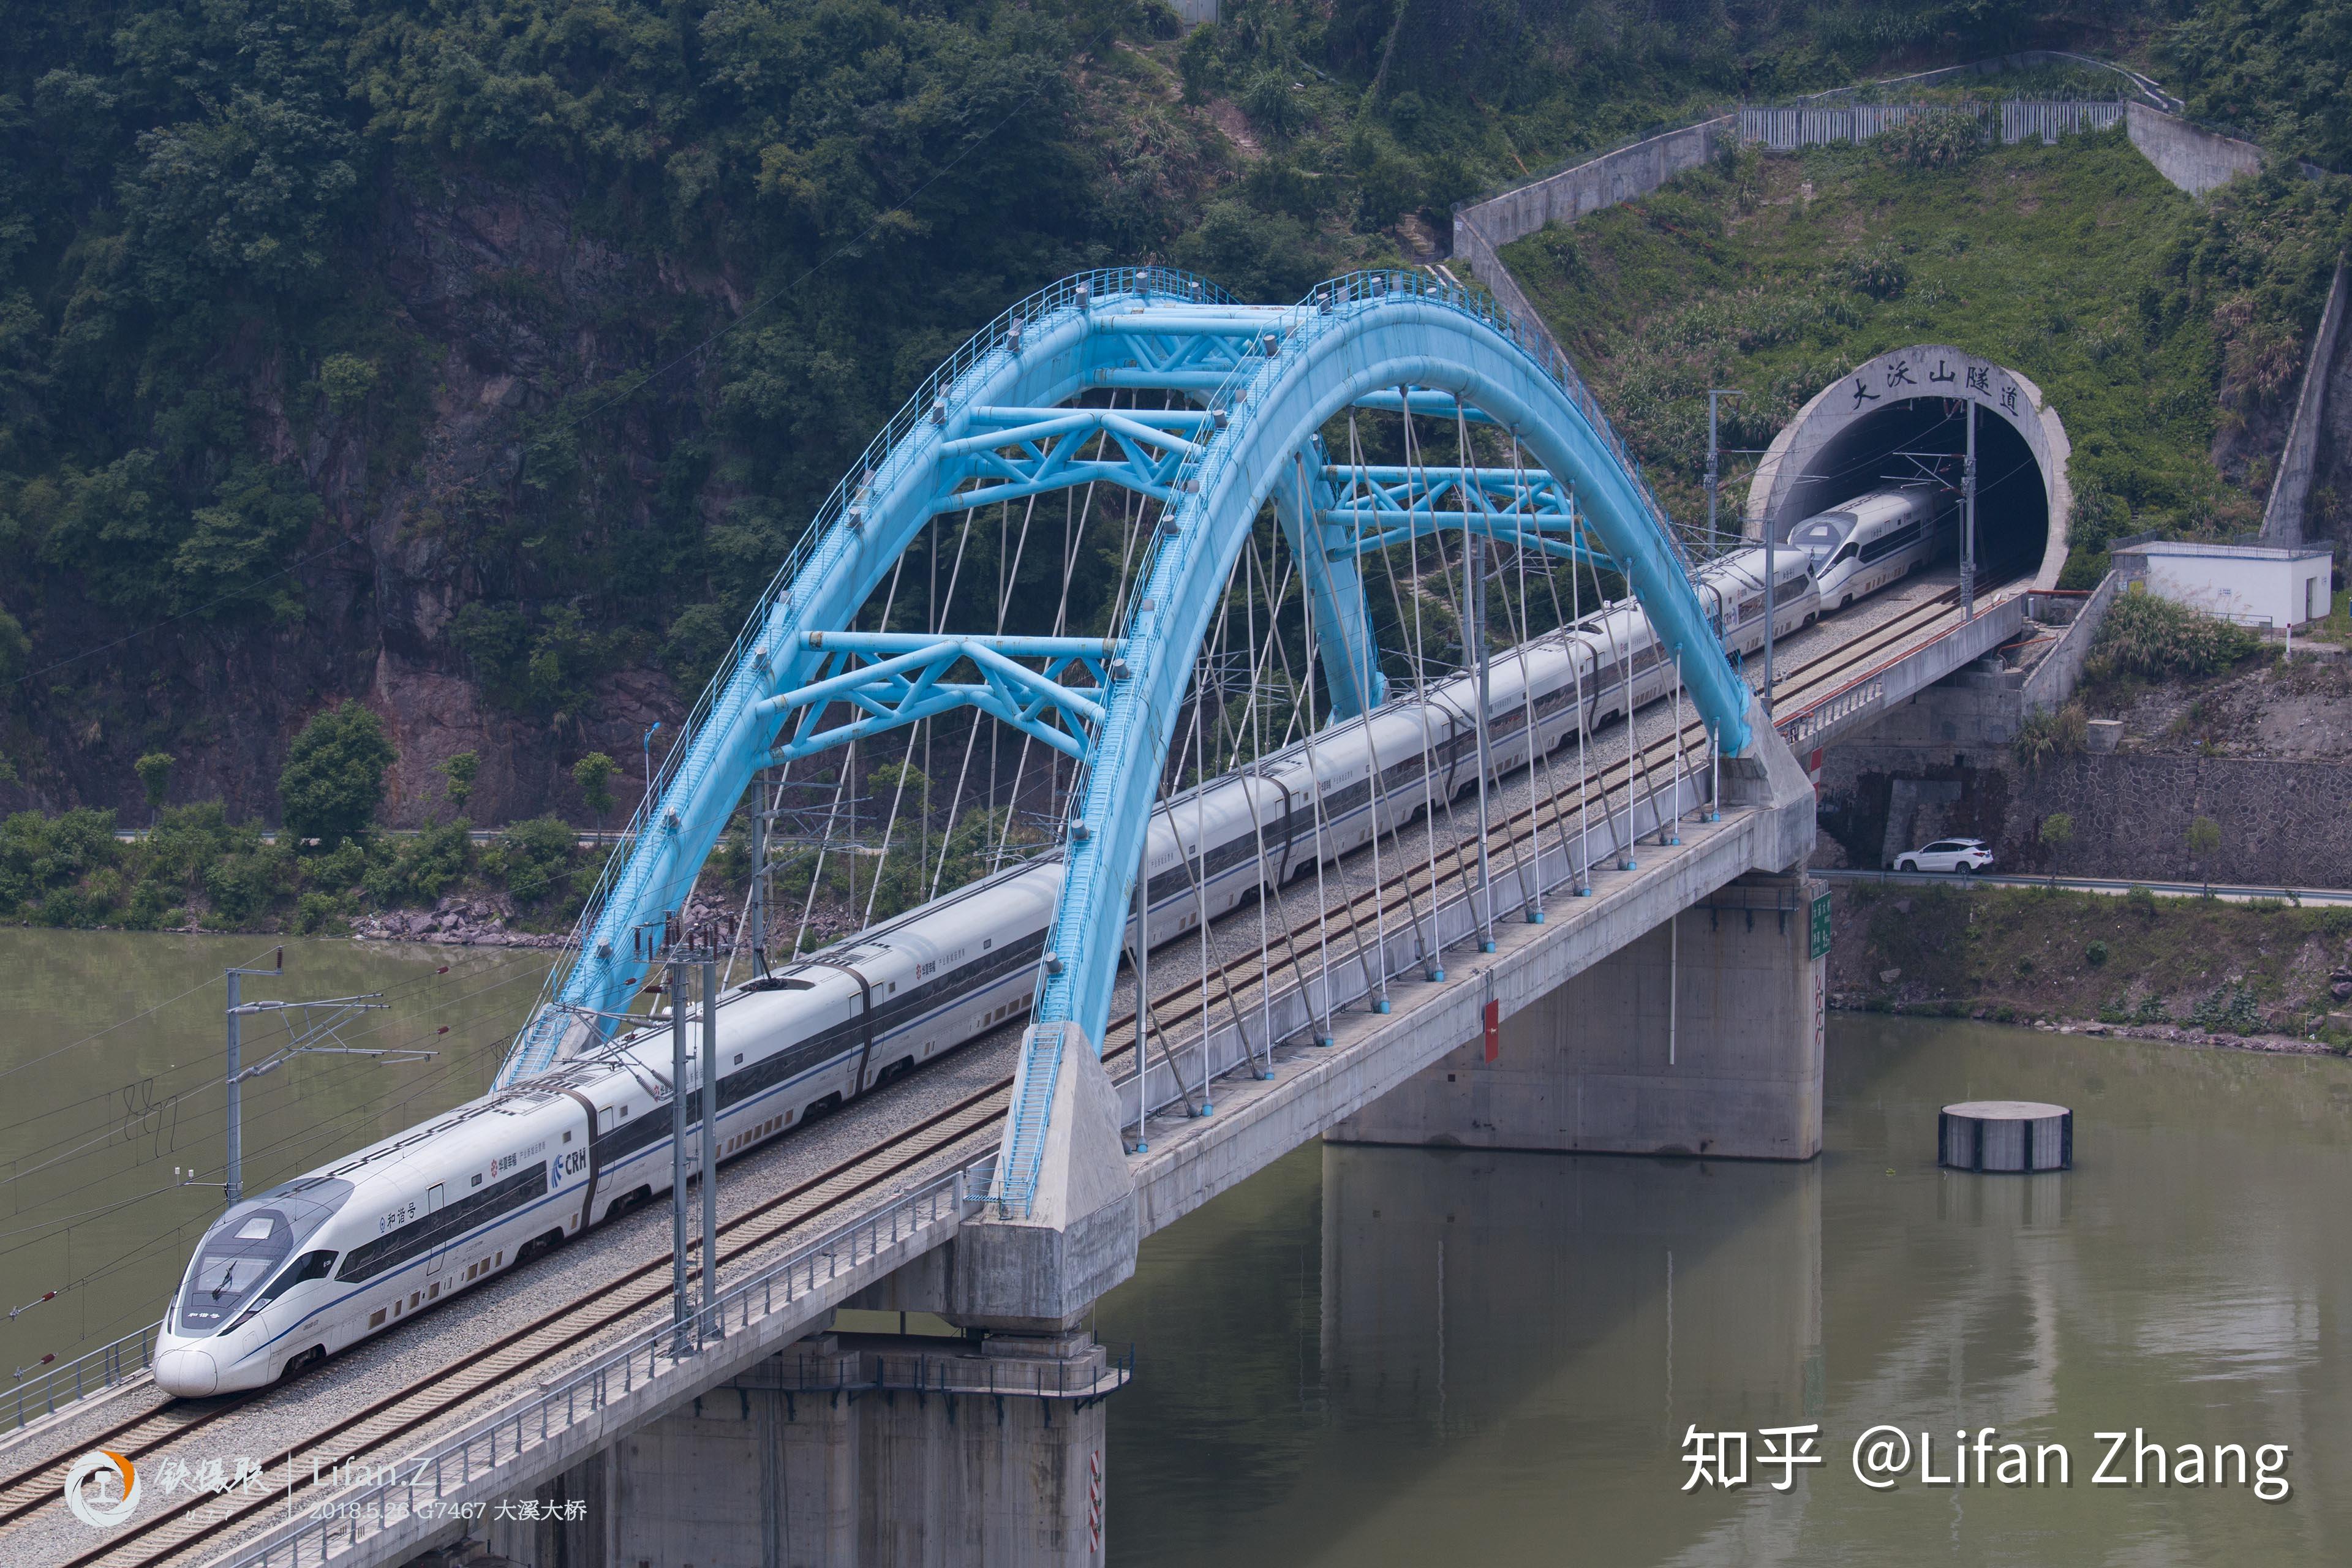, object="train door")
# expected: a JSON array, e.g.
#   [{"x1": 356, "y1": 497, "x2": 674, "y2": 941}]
[{"x1": 424, "y1": 1182, "x2": 447, "y2": 1275}]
